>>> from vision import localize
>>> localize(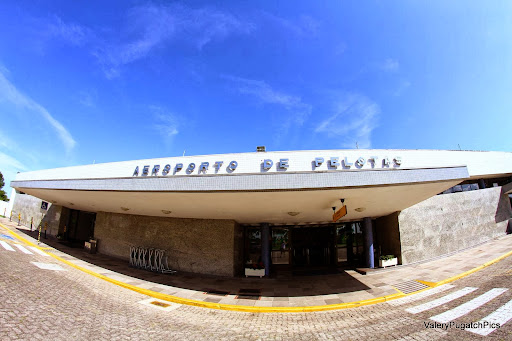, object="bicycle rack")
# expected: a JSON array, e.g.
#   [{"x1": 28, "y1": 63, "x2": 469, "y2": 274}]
[{"x1": 129, "y1": 246, "x2": 176, "y2": 274}]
